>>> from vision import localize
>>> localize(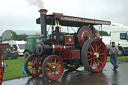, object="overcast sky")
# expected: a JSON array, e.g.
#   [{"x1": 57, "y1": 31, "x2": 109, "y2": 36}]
[{"x1": 0, "y1": 0, "x2": 128, "y2": 35}]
